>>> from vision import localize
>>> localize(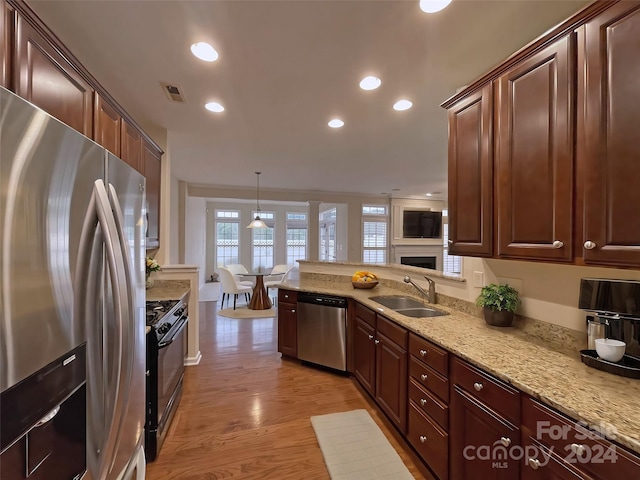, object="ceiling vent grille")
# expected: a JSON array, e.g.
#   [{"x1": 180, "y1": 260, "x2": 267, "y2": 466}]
[{"x1": 161, "y1": 82, "x2": 186, "y2": 103}]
